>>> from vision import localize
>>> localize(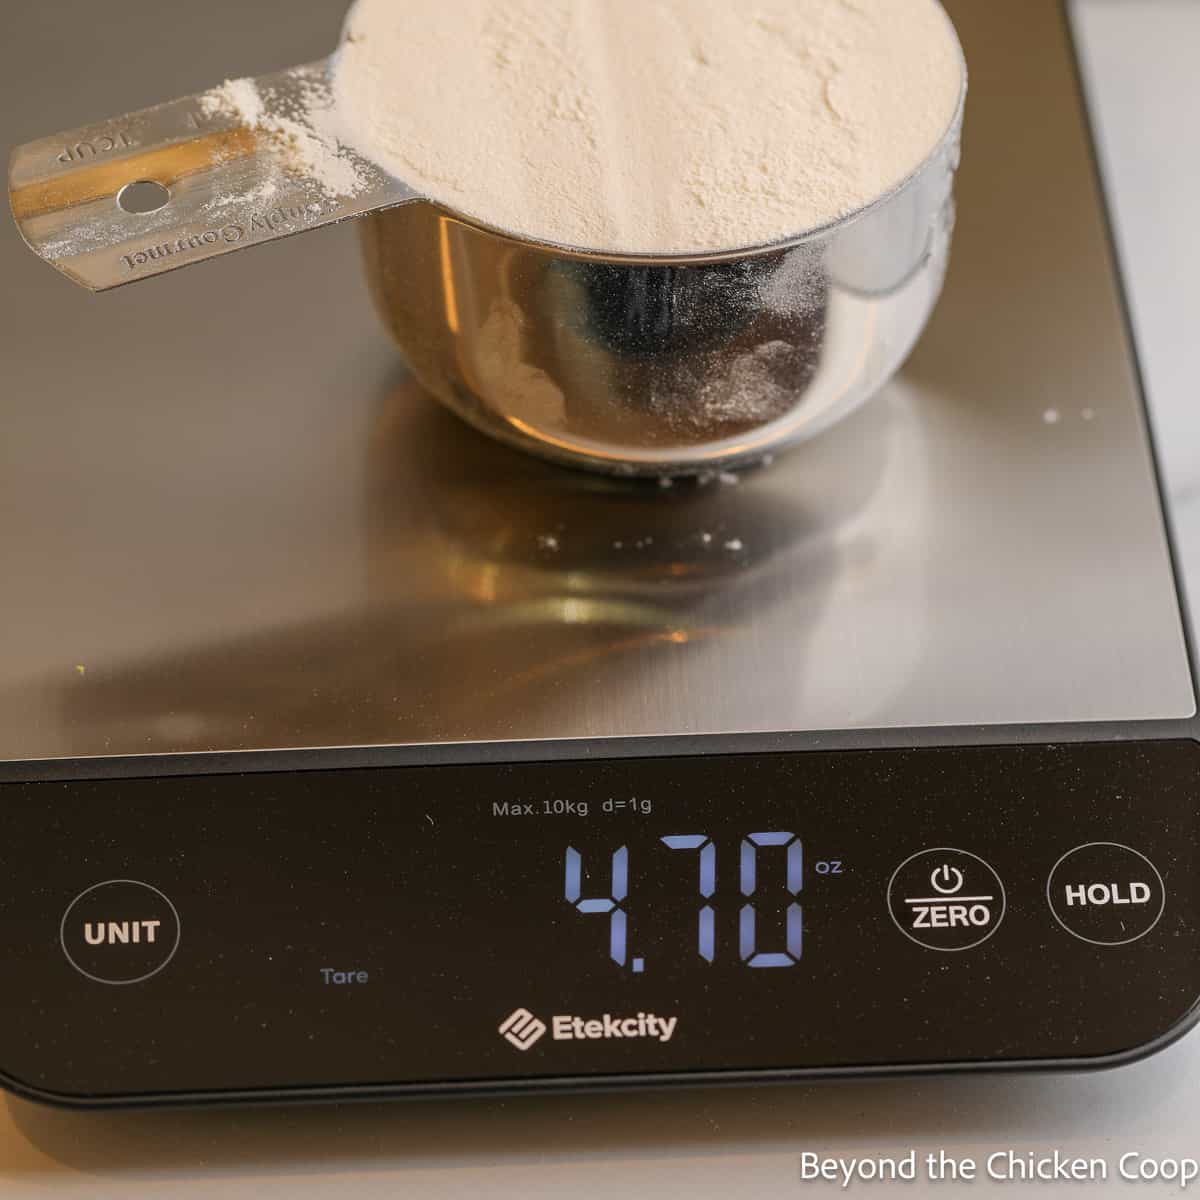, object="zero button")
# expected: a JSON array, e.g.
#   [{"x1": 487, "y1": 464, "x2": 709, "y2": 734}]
[{"x1": 887, "y1": 848, "x2": 1006, "y2": 952}]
